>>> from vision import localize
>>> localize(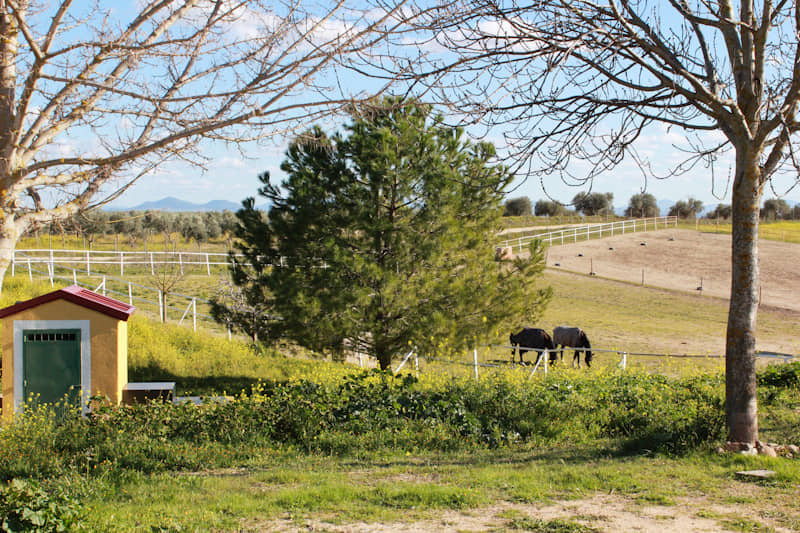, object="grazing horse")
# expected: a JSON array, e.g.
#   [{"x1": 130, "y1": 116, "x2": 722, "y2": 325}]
[
  {"x1": 509, "y1": 328, "x2": 555, "y2": 365},
  {"x1": 552, "y1": 326, "x2": 593, "y2": 368}
]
